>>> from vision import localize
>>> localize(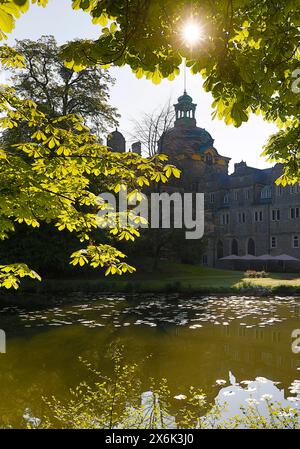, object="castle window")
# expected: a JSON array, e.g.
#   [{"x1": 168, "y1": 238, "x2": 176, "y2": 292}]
[
  {"x1": 271, "y1": 209, "x2": 281, "y2": 221},
  {"x1": 223, "y1": 192, "x2": 230, "y2": 204},
  {"x1": 209, "y1": 193, "x2": 215, "y2": 203},
  {"x1": 254, "y1": 210, "x2": 263, "y2": 222},
  {"x1": 234, "y1": 190, "x2": 239, "y2": 201},
  {"x1": 202, "y1": 255, "x2": 208, "y2": 265},
  {"x1": 277, "y1": 186, "x2": 283, "y2": 196},
  {"x1": 260, "y1": 185, "x2": 272, "y2": 199},
  {"x1": 221, "y1": 213, "x2": 230, "y2": 225},
  {"x1": 290, "y1": 185, "x2": 300, "y2": 194},
  {"x1": 271, "y1": 236, "x2": 277, "y2": 249},
  {"x1": 290, "y1": 207, "x2": 300, "y2": 219},
  {"x1": 245, "y1": 189, "x2": 250, "y2": 200},
  {"x1": 238, "y1": 212, "x2": 246, "y2": 223},
  {"x1": 292, "y1": 236, "x2": 299, "y2": 249}
]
